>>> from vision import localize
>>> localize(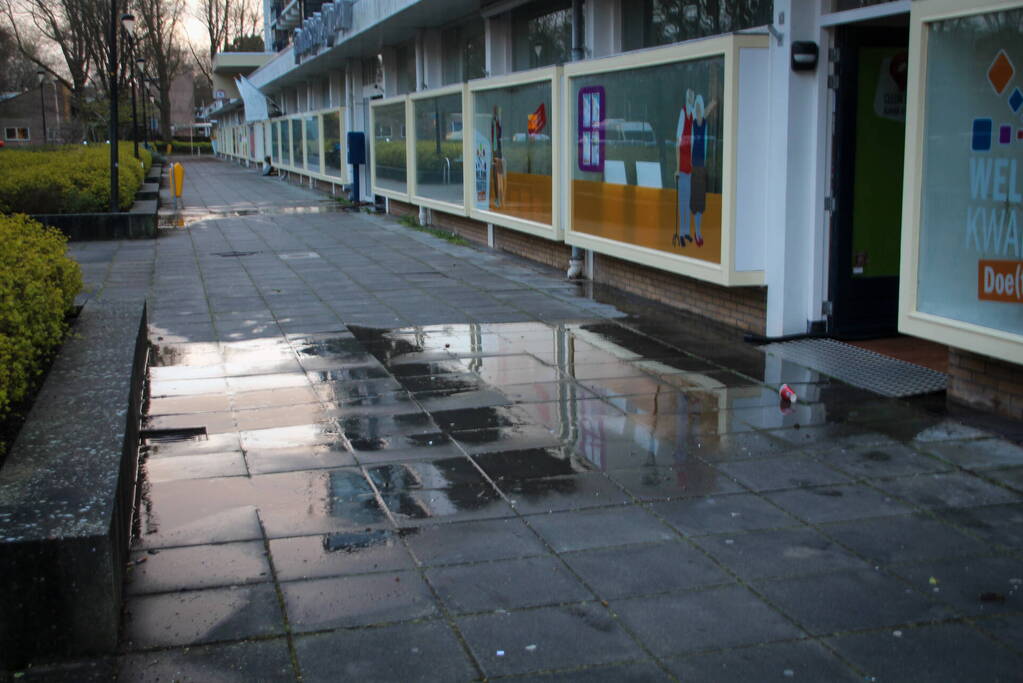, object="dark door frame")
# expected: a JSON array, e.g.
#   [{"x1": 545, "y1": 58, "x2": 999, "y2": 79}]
[{"x1": 828, "y1": 24, "x2": 909, "y2": 340}]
